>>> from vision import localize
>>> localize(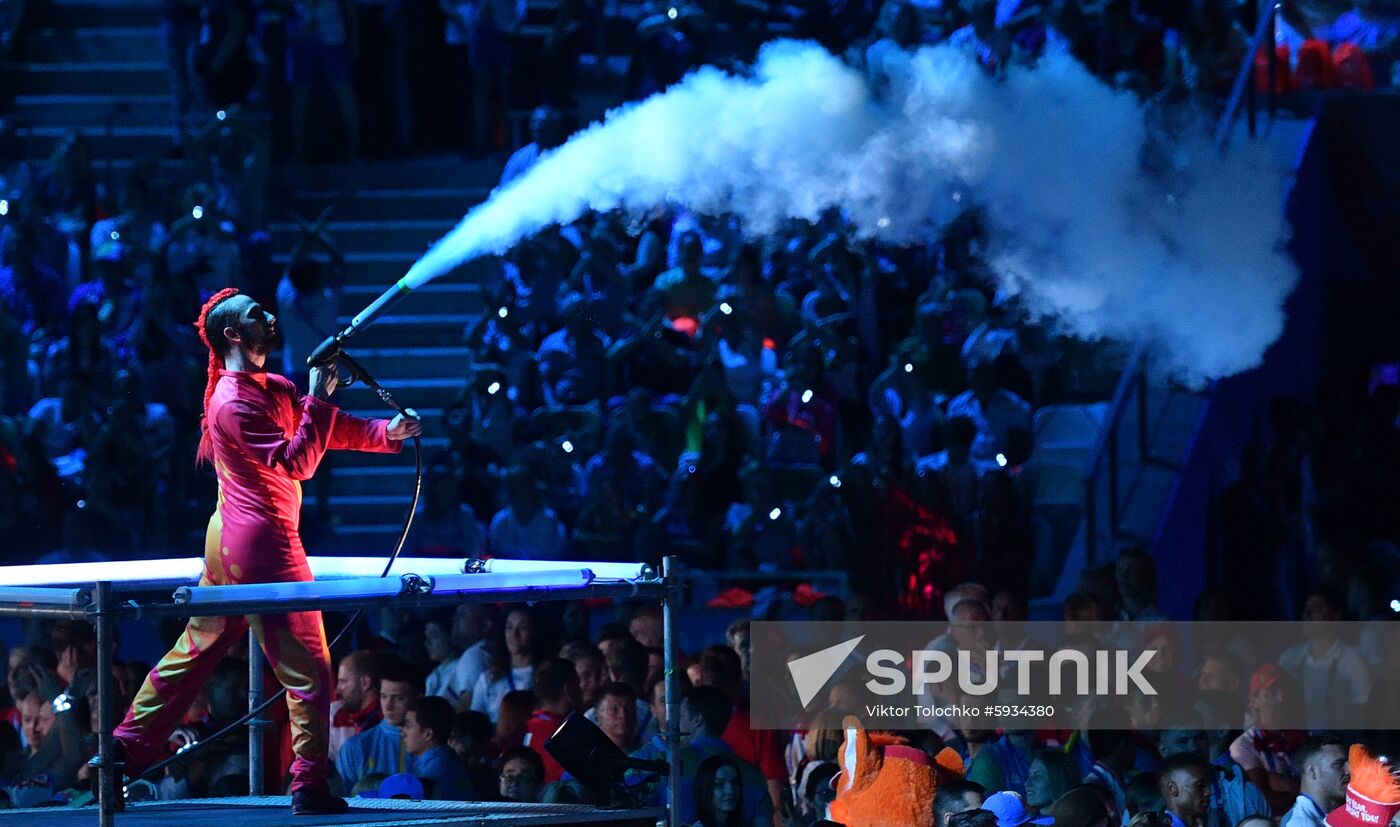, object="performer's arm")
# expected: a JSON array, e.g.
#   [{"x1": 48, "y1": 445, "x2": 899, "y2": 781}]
[
  {"x1": 327, "y1": 408, "x2": 405, "y2": 454},
  {"x1": 218, "y1": 395, "x2": 336, "y2": 481}
]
